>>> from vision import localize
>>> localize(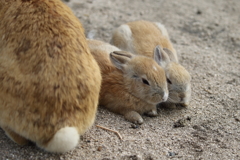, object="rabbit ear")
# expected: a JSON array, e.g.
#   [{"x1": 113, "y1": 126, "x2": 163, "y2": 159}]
[
  {"x1": 163, "y1": 48, "x2": 178, "y2": 62},
  {"x1": 110, "y1": 51, "x2": 133, "y2": 70},
  {"x1": 153, "y1": 45, "x2": 170, "y2": 67}
]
